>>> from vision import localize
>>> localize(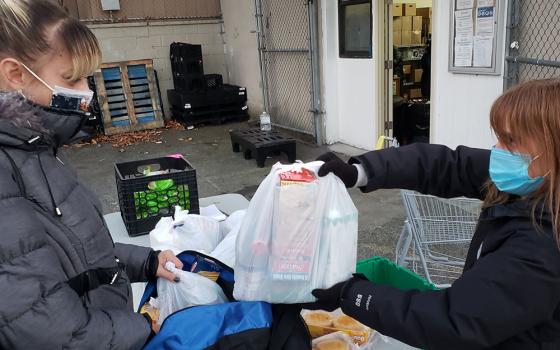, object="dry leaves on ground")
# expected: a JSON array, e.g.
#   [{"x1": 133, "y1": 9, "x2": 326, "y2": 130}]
[{"x1": 68, "y1": 120, "x2": 186, "y2": 149}]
